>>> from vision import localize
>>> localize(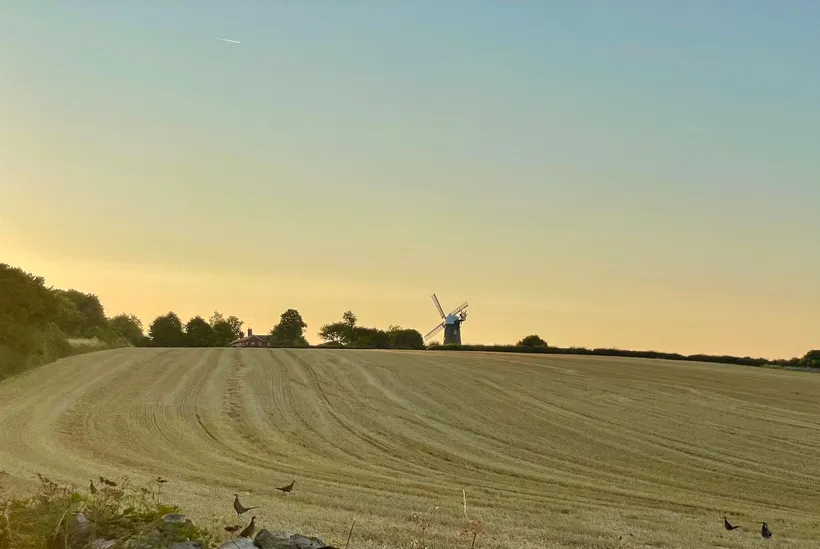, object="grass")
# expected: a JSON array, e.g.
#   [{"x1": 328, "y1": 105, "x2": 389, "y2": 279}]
[
  {"x1": 66, "y1": 338, "x2": 107, "y2": 348},
  {"x1": 0, "y1": 348, "x2": 819, "y2": 548}
]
